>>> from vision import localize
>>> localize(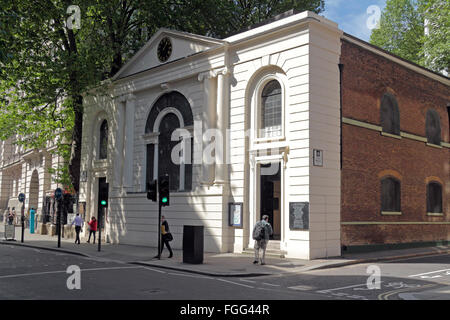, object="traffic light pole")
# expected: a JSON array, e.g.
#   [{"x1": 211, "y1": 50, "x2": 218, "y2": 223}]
[
  {"x1": 157, "y1": 203, "x2": 161, "y2": 260},
  {"x1": 57, "y1": 198, "x2": 61, "y2": 248},
  {"x1": 98, "y1": 208, "x2": 102, "y2": 252},
  {"x1": 21, "y1": 203, "x2": 24, "y2": 243}
]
